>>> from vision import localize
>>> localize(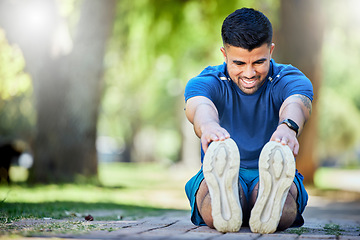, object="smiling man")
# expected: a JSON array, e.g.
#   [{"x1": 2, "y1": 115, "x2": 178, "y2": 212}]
[{"x1": 184, "y1": 8, "x2": 313, "y2": 234}]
